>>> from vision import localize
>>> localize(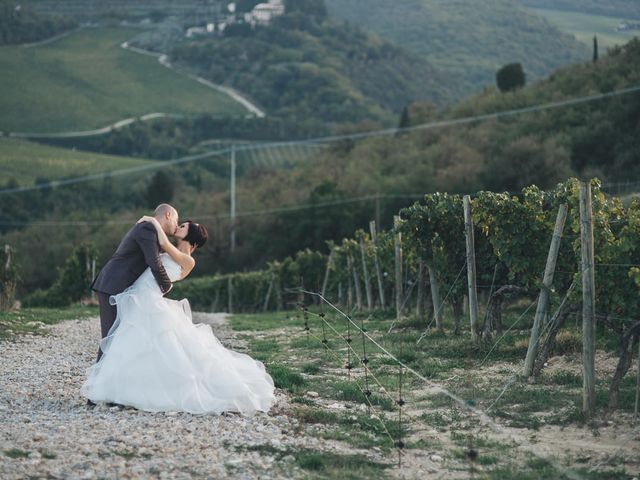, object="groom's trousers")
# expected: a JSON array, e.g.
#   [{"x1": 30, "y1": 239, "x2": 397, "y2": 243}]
[{"x1": 96, "y1": 291, "x2": 117, "y2": 362}]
